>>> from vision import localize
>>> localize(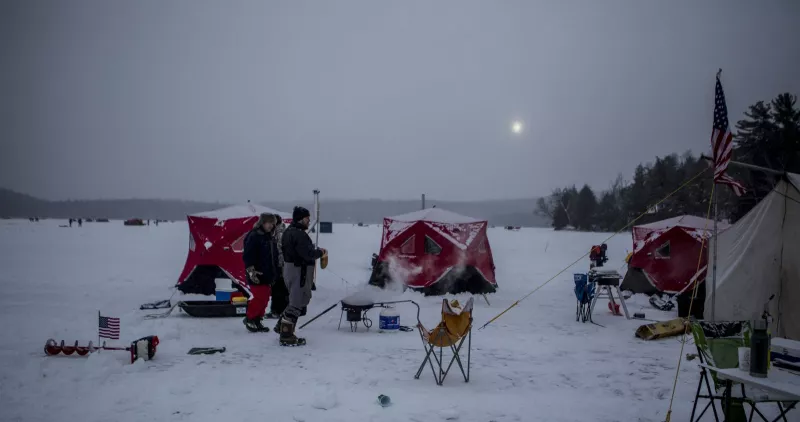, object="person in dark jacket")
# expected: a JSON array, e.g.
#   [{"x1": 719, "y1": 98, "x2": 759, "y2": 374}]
[
  {"x1": 266, "y1": 215, "x2": 289, "y2": 321},
  {"x1": 278, "y1": 206, "x2": 326, "y2": 346},
  {"x1": 242, "y1": 213, "x2": 278, "y2": 332}
]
